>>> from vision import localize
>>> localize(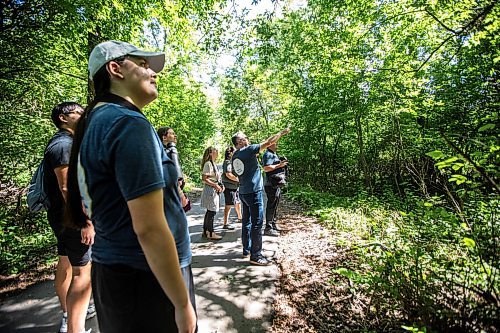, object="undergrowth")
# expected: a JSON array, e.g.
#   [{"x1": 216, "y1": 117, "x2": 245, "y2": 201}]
[
  {"x1": 285, "y1": 184, "x2": 499, "y2": 333},
  {"x1": 0, "y1": 206, "x2": 56, "y2": 276}
]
